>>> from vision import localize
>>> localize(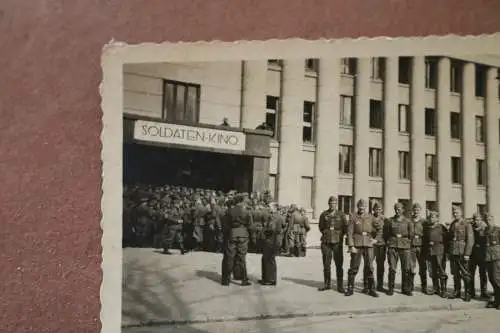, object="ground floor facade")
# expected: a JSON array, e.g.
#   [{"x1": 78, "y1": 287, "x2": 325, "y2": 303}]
[{"x1": 122, "y1": 55, "x2": 500, "y2": 221}]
